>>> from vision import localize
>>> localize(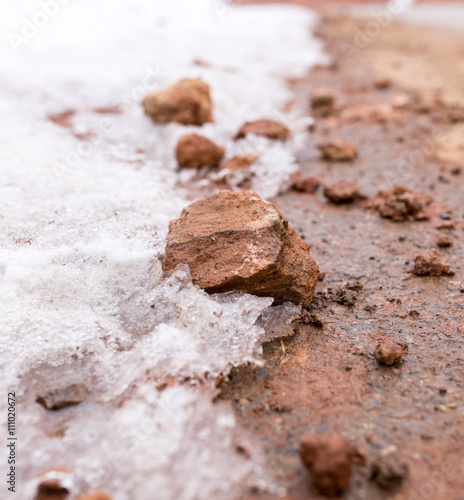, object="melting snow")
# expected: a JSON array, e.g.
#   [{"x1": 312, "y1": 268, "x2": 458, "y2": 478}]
[{"x1": 0, "y1": 0, "x2": 325, "y2": 498}]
